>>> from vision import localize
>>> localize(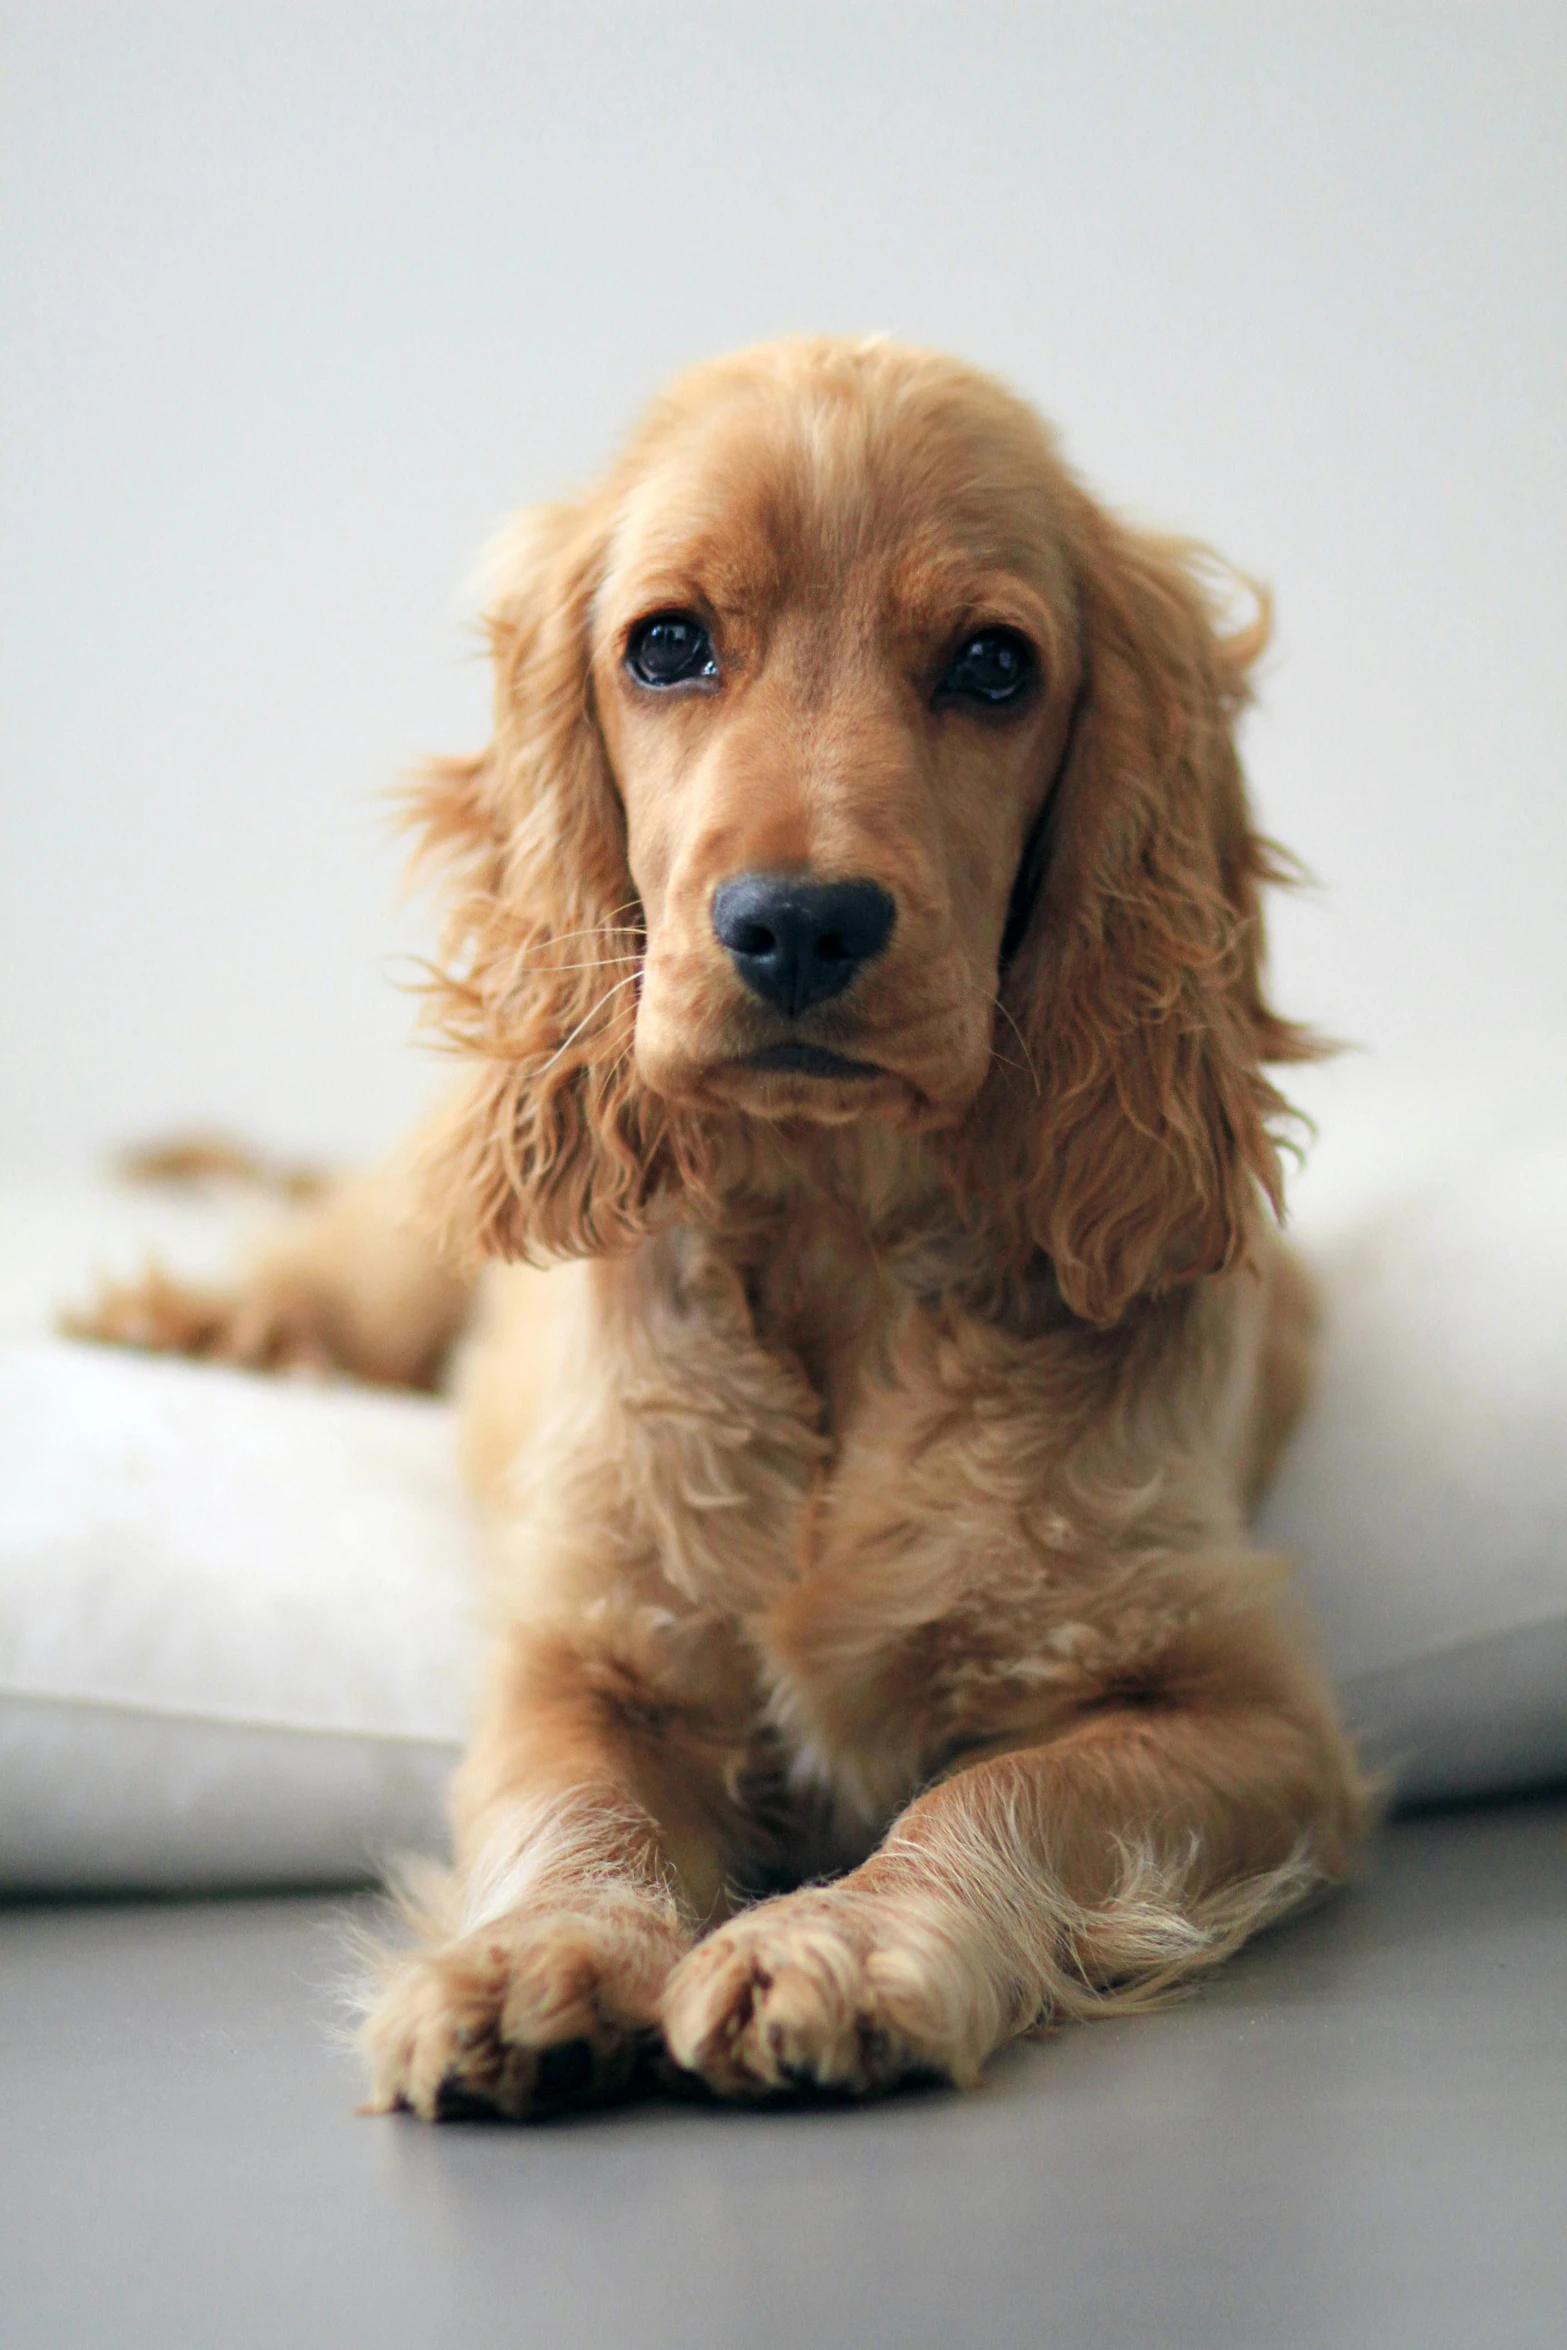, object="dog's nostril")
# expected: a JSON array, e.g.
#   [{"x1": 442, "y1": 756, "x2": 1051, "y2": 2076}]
[{"x1": 711, "y1": 874, "x2": 896, "y2": 1018}]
